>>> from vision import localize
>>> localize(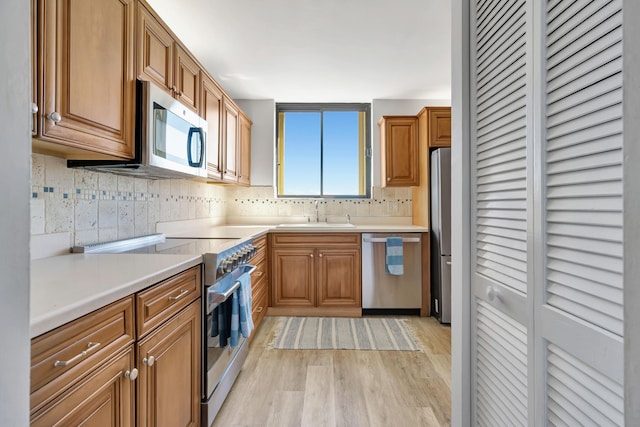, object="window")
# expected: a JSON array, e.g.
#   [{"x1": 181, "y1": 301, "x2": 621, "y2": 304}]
[{"x1": 276, "y1": 103, "x2": 371, "y2": 198}]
